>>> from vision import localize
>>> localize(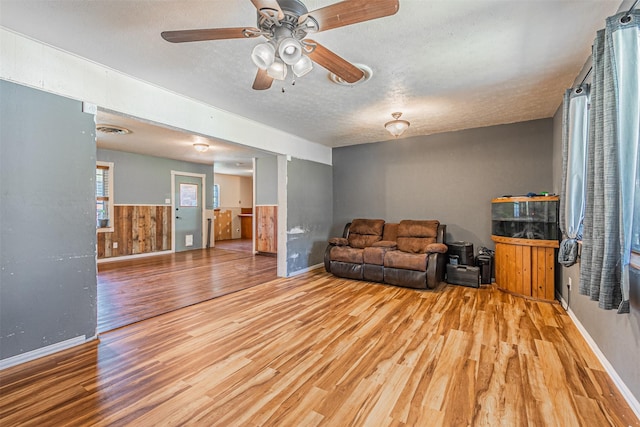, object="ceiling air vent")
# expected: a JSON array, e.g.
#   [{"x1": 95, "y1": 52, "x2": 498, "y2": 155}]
[{"x1": 96, "y1": 124, "x2": 132, "y2": 135}]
